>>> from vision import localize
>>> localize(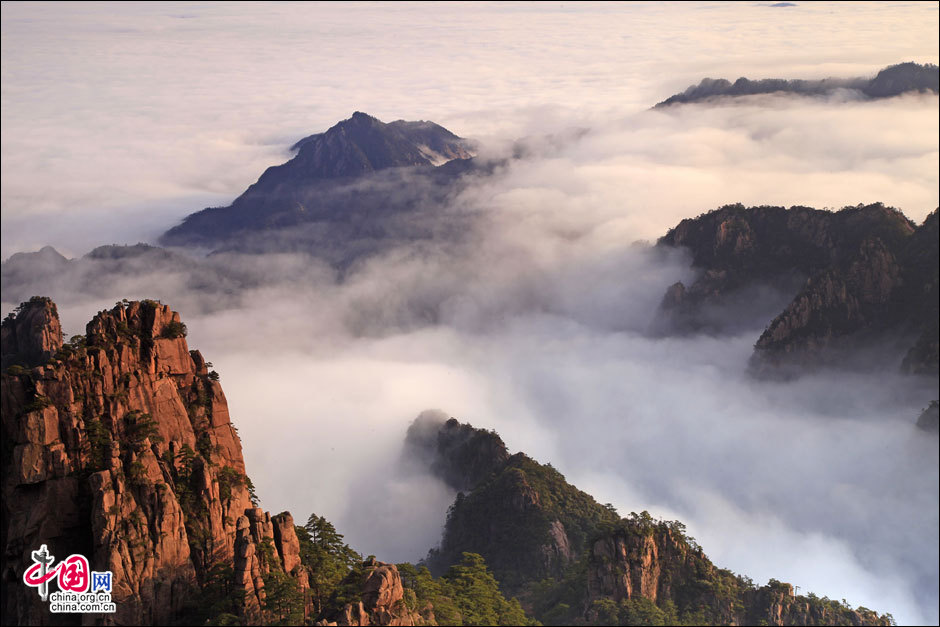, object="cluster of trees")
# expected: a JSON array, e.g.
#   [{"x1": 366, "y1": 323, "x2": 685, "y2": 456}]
[
  {"x1": 433, "y1": 455, "x2": 620, "y2": 590},
  {"x1": 295, "y1": 513, "x2": 362, "y2": 616},
  {"x1": 190, "y1": 511, "x2": 539, "y2": 626},
  {"x1": 398, "y1": 553, "x2": 536, "y2": 626}
]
